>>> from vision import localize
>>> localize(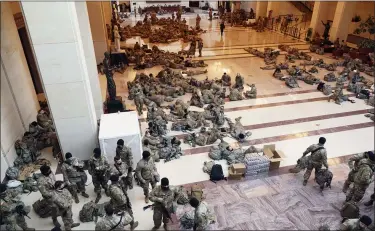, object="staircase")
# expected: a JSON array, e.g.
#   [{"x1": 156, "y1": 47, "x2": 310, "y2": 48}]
[{"x1": 289, "y1": 1, "x2": 314, "y2": 22}]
